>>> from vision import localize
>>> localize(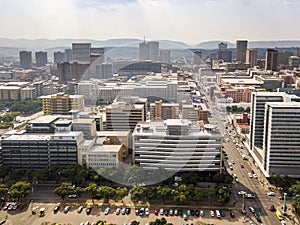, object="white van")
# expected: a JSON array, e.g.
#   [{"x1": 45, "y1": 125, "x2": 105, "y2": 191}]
[{"x1": 216, "y1": 210, "x2": 221, "y2": 218}]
